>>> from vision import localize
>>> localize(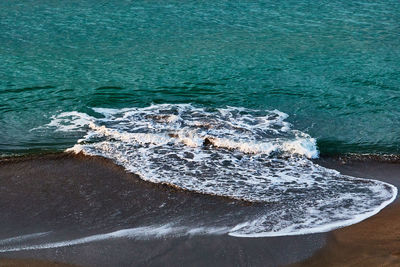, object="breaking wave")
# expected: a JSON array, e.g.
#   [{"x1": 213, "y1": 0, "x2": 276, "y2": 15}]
[{"x1": 42, "y1": 104, "x2": 396, "y2": 237}]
